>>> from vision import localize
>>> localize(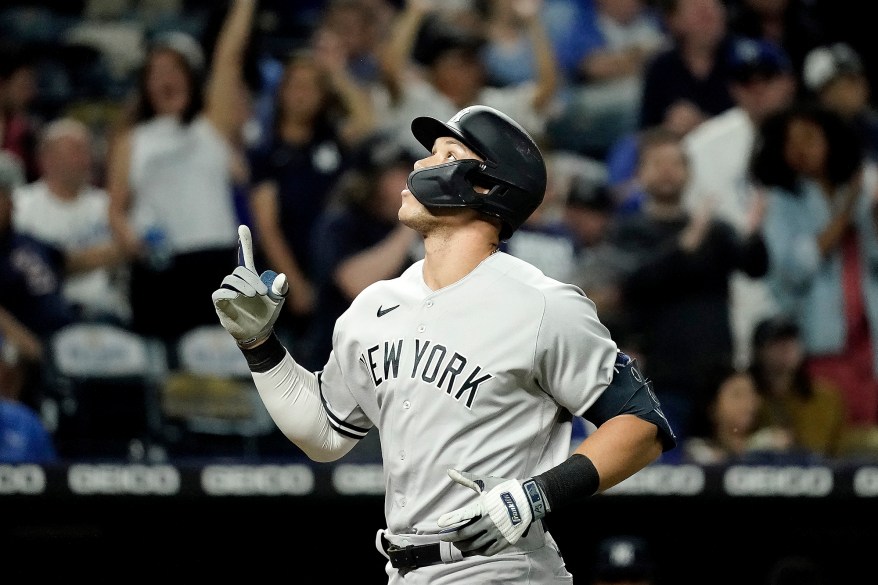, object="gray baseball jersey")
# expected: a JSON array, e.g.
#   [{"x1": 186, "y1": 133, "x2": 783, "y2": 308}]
[{"x1": 317, "y1": 251, "x2": 618, "y2": 534}]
